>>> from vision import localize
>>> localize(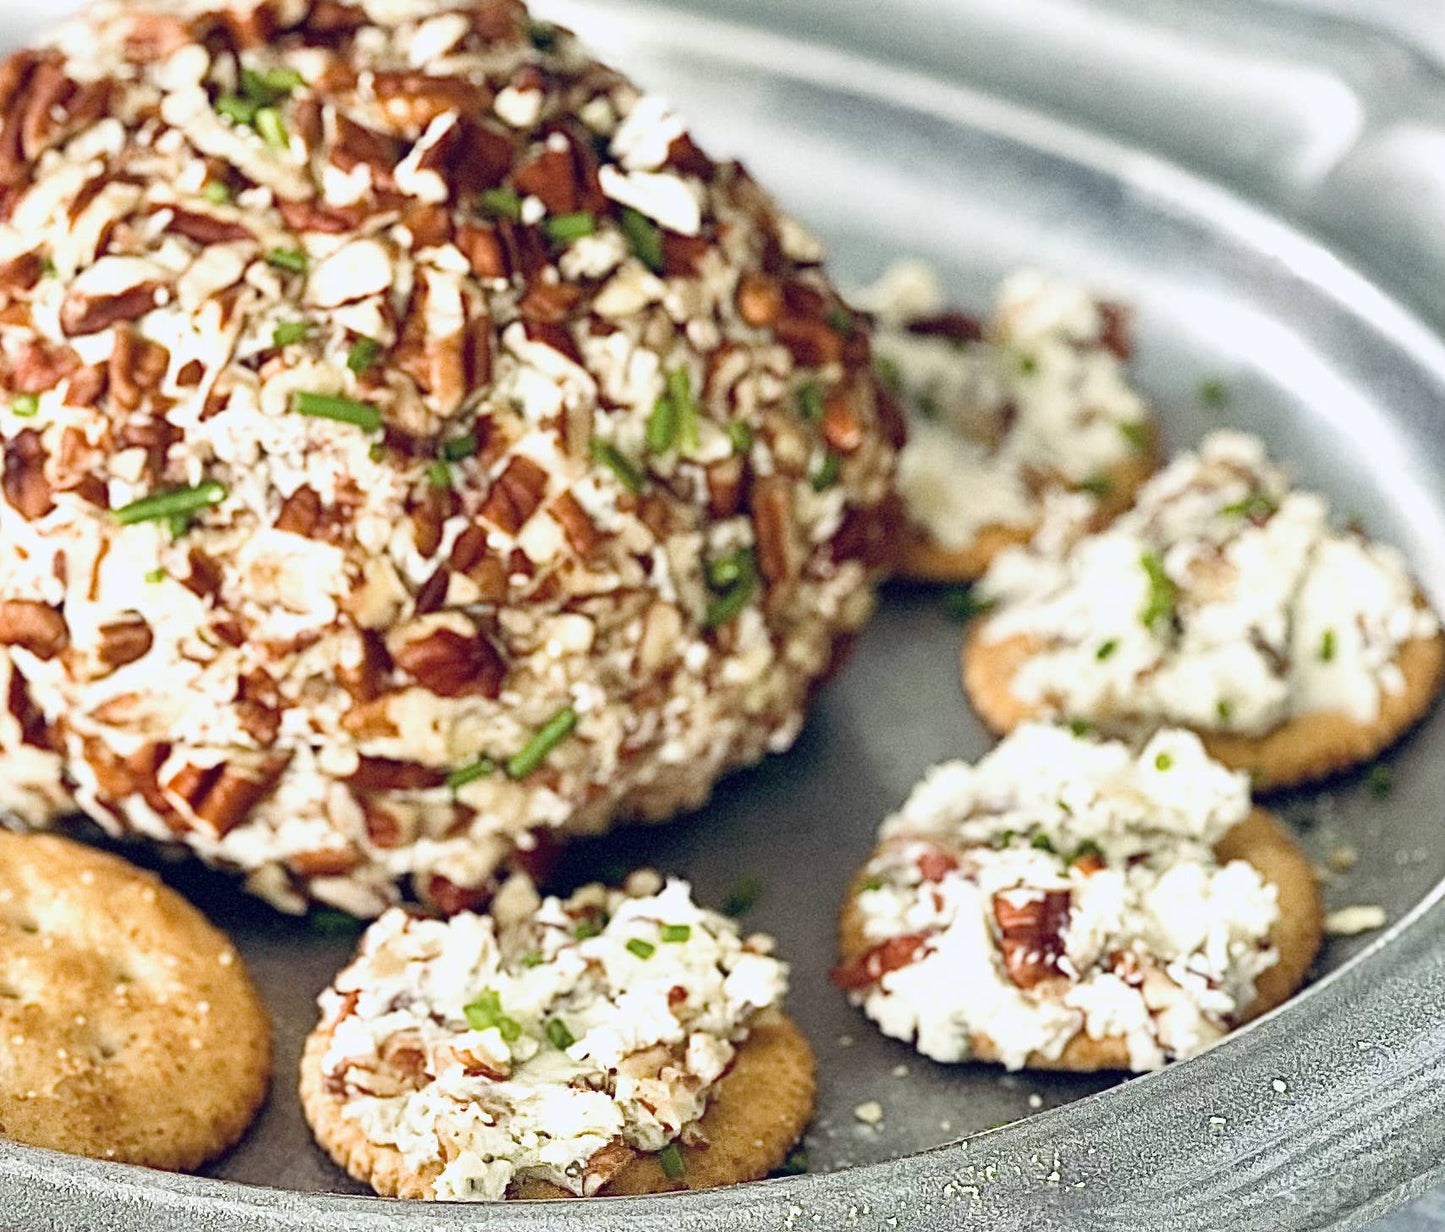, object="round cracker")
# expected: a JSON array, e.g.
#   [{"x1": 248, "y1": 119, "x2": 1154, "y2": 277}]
[
  {"x1": 962, "y1": 623, "x2": 1445, "y2": 789},
  {"x1": 838, "y1": 808, "x2": 1322, "y2": 1073},
  {"x1": 896, "y1": 418, "x2": 1162, "y2": 584},
  {"x1": 300, "y1": 1006, "x2": 815, "y2": 1200},
  {"x1": 0, "y1": 831, "x2": 271, "y2": 1170}
]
